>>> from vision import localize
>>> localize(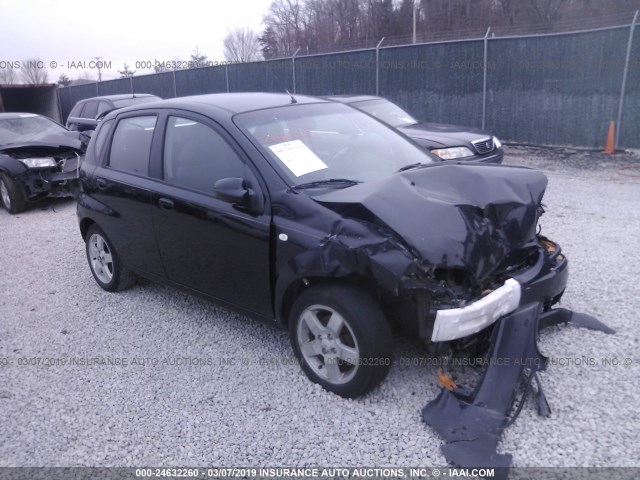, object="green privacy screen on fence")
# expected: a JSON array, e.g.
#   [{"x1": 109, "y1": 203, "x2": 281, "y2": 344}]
[
  {"x1": 486, "y1": 27, "x2": 630, "y2": 148},
  {"x1": 379, "y1": 40, "x2": 484, "y2": 129},
  {"x1": 58, "y1": 23, "x2": 639, "y2": 148}
]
